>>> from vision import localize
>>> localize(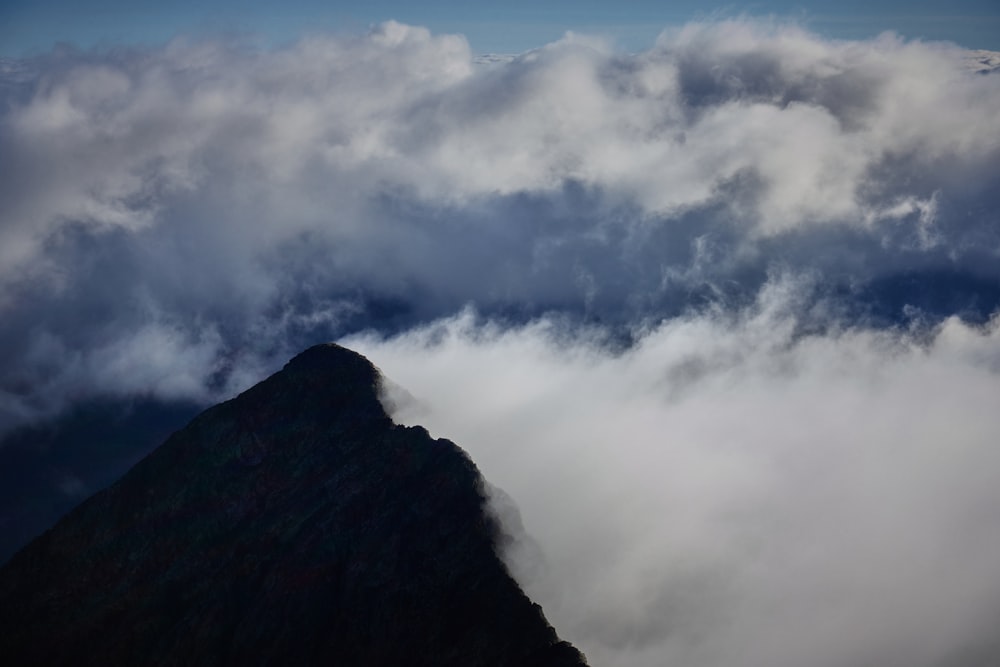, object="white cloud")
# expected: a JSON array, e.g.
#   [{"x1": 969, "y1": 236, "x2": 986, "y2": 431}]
[
  {"x1": 347, "y1": 284, "x2": 1000, "y2": 667},
  {"x1": 0, "y1": 19, "x2": 998, "y2": 451},
  {"x1": 3, "y1": 19, "x2": 998, "y2": 286}
]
